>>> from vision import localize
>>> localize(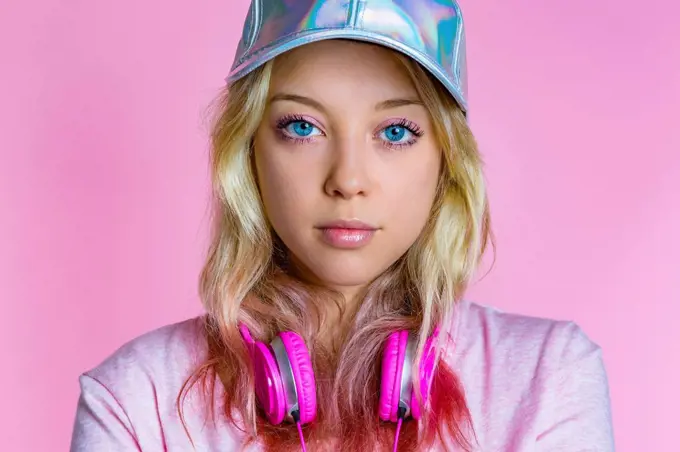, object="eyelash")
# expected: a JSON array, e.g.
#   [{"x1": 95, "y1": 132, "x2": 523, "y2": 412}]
[
  {"x1": 380, "y1": 118, "x2": 424, "y2": 150},
  {"x1": 275, "y1": 115, "x2": 424, "y2": 150},
  {"x1": 275, "y1": 114, "x2": 318, "y2": 144}
]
